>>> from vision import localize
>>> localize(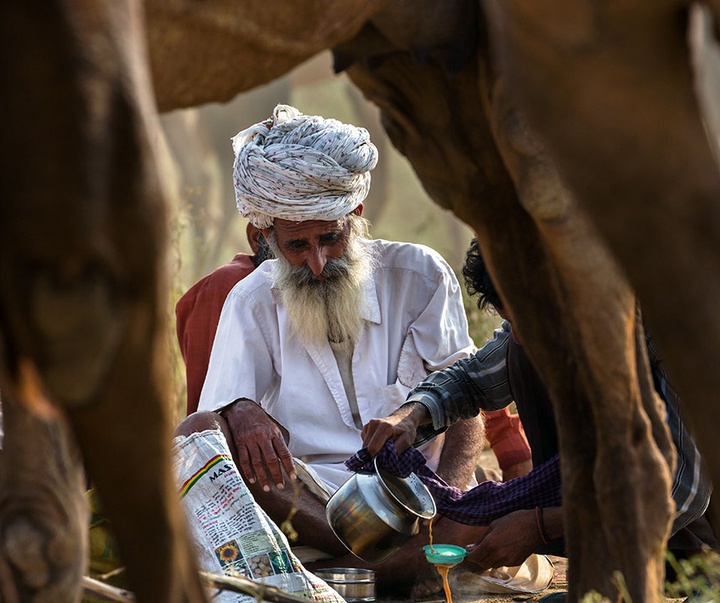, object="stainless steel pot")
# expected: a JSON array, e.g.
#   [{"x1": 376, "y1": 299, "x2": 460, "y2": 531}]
[
  {"x1": 314, "y1": 568, "x2": 376, "y2": 602},
  {"x1": 325, "y1": 458, "x2": 436, "y2": 562}
]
